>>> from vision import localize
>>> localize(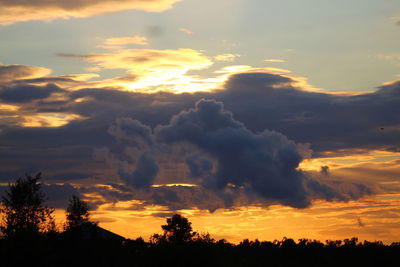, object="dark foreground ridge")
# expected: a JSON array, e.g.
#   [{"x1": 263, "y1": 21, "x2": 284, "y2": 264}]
[
  {"x1": 1, "y1": 174, "x2": 399, "y2": 267},
  {"x1": 1, "y1": 234, "x2": 400, "y2": 267}
]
